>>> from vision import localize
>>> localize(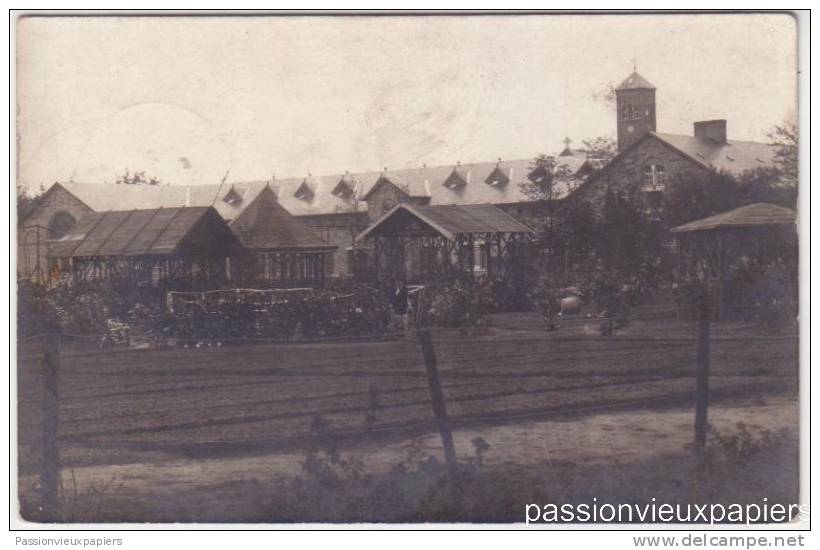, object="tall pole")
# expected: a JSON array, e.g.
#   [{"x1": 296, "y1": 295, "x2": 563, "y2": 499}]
[
  {"x1": 416, "y1": 330, "x2": 459, "y2": 477},
  {"x1": 41, "y1": 330, "x2": 61, "y2": 520},
  {"x1": 693, "y1": 288, "x2": 711, "y2": 458}
]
